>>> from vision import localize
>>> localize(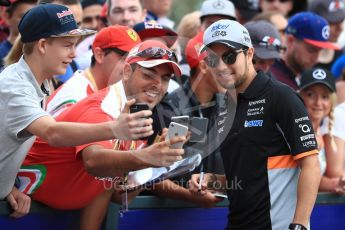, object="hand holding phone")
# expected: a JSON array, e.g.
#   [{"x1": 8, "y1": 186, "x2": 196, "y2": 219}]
[
  {"x1": 130, "y1": 103, "x2": 151, "y2": 140},
  {"x1": 165, "y1": 122, "x2": 188, "y2": 149},
  {"x1": 130, "y1": 103, "x2": 150, "y2": 115}
]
